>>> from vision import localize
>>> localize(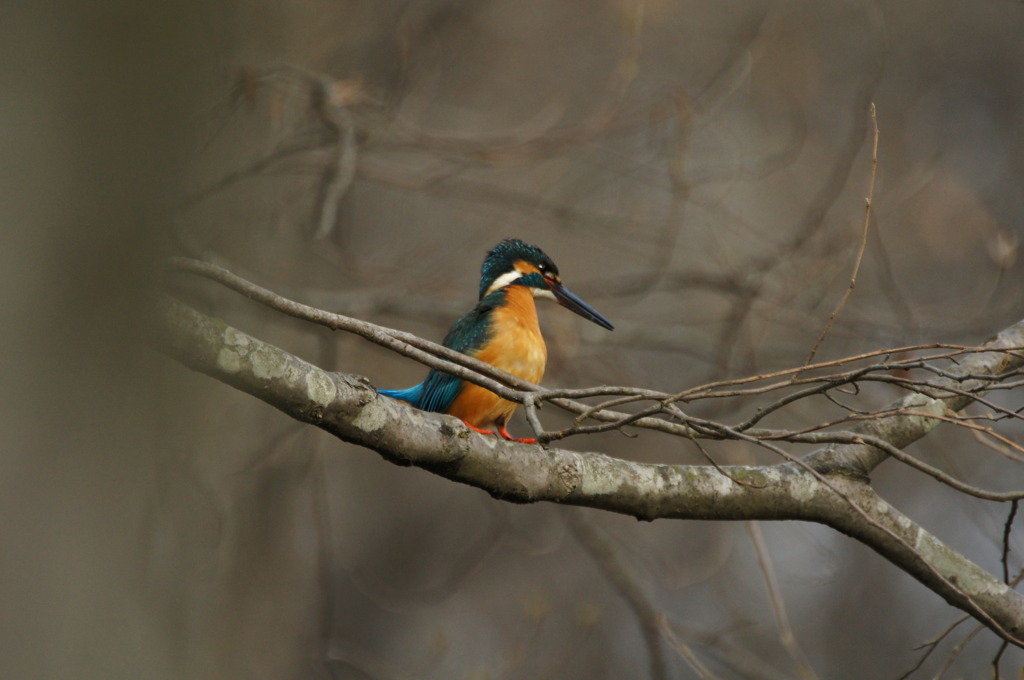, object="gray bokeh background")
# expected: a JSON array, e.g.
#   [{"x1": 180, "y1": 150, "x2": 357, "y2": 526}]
[{"x1": 4, "y1": 1, "x2": 1023, "y2": 678}]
